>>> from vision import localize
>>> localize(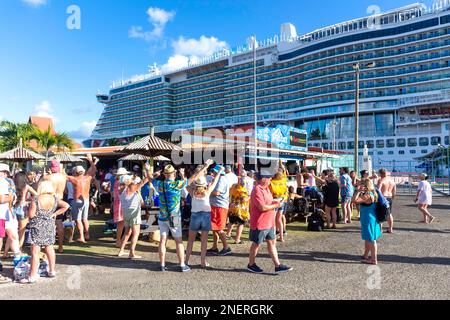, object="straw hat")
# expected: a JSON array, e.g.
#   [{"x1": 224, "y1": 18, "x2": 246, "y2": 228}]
[
  {"x1": 164, "y1": 165, "x2": 176, "y2": 174},
  {"x1": 194, "y1": 177, "x2": 208, "y2": 187}
]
